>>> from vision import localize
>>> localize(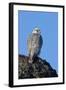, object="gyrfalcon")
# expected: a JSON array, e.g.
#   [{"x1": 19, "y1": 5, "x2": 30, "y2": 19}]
[{"x1": 27, "y1": 27, "x2": 43, "y2": 63}]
